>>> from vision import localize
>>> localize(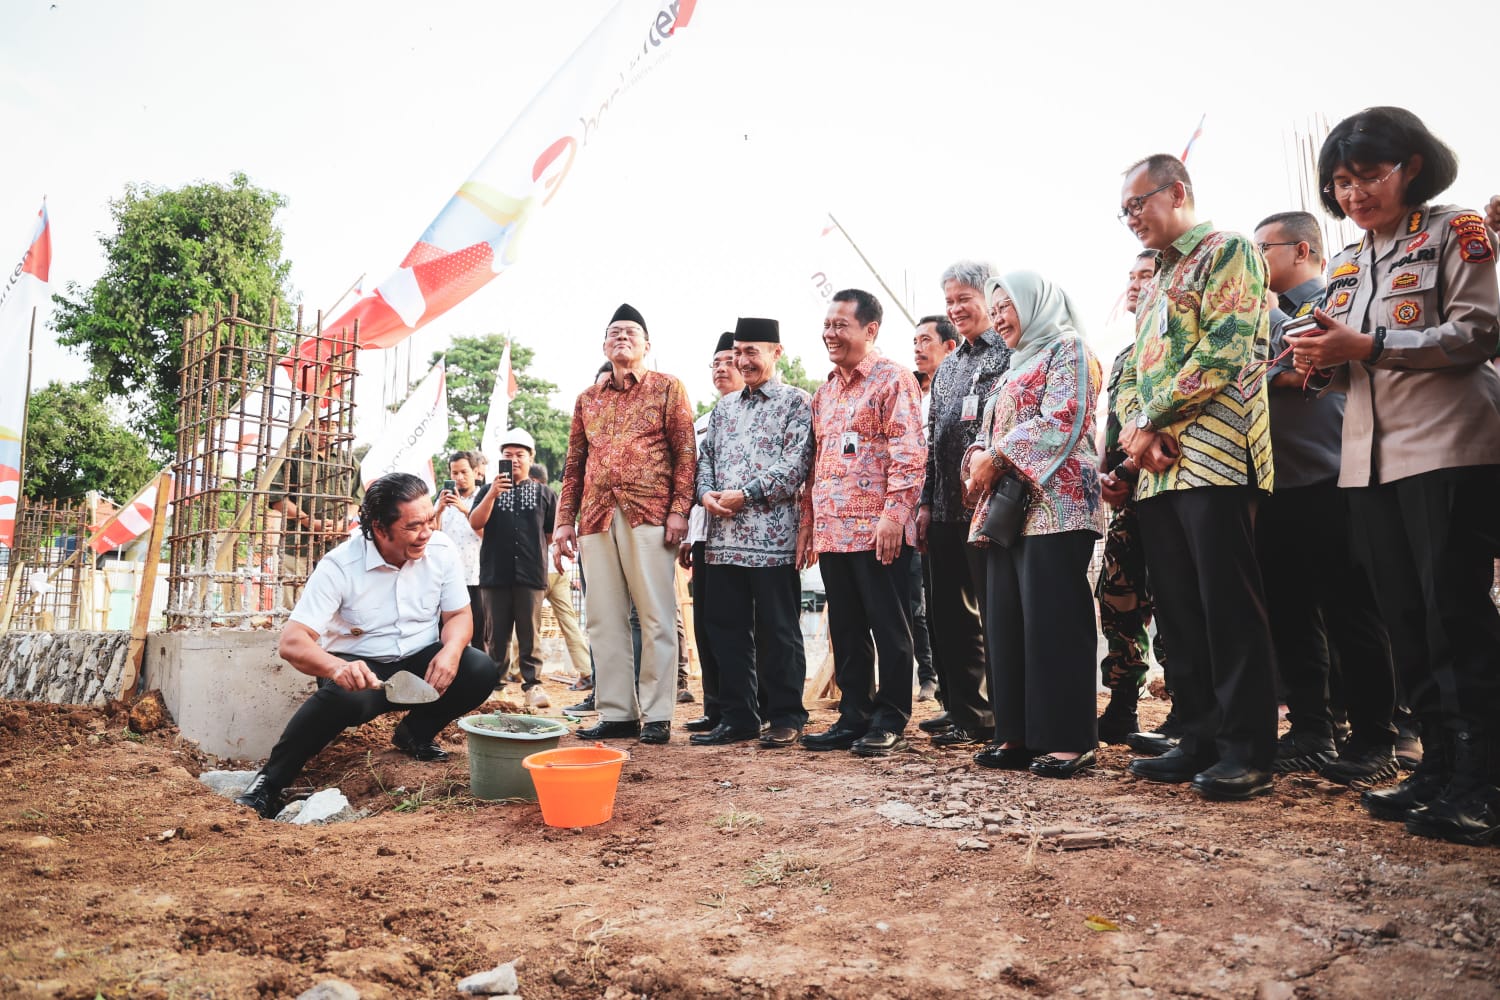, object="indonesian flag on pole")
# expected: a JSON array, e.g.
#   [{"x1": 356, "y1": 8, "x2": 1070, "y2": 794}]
[
  {"x1": 359, "y1": 360, "x2": 448, "y2": 494},
  {"x1": 479, "y1": 340, "x2": 520, "y2": 470},
  {"x1": 90, "y1": 474, "x2": 160, "y2": 554},
  {"x1": 296, "y1": 0, "x2": 700, "y2": 374},
  {"x1": 0, "y1": 201, "x2": 53, "y2": 548}
]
